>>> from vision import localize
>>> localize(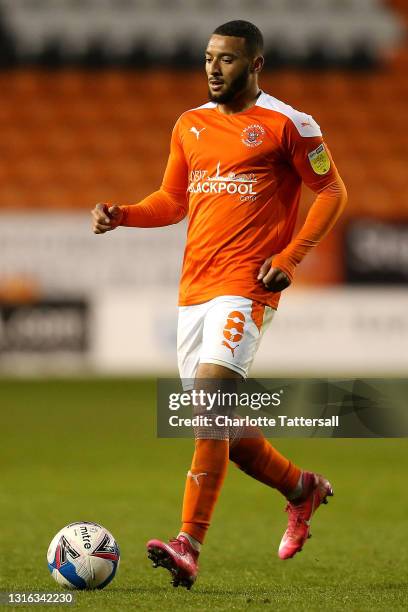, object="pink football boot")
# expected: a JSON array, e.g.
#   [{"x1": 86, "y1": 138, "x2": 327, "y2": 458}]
[
  {"x1": 278, "y1": 471, "x2": 333, "y2": 560},
  {"x1": 147, "y1": 535, "x2": 199, "y2": 589}
]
